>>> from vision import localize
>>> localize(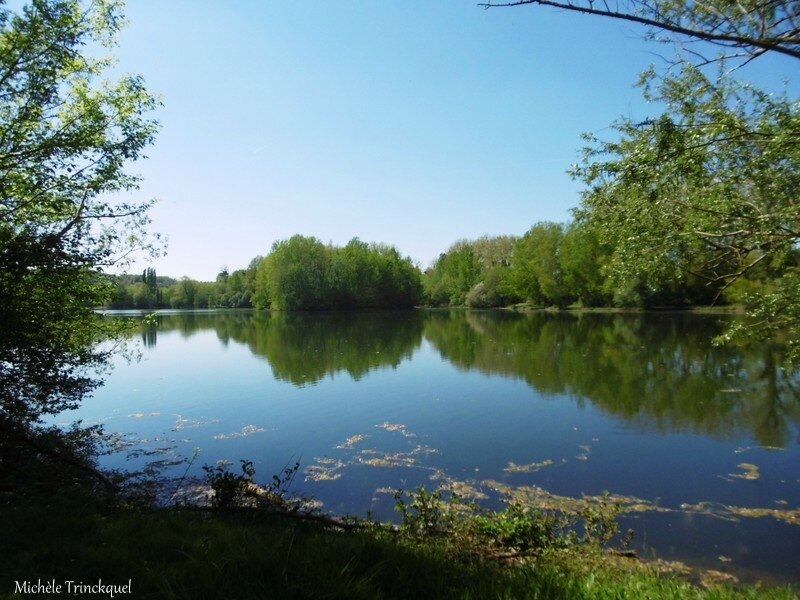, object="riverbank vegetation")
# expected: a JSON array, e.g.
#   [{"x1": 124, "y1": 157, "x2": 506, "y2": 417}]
[
  {"x1": 4, "y1": 454, "x2": 797, "y2": 600},
  {"x1": 2, "y1": 0, "x2": 799, "y2": 596},
  {"x1": 105, "y1": 217, "x2": 797, "y2": 312}
]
